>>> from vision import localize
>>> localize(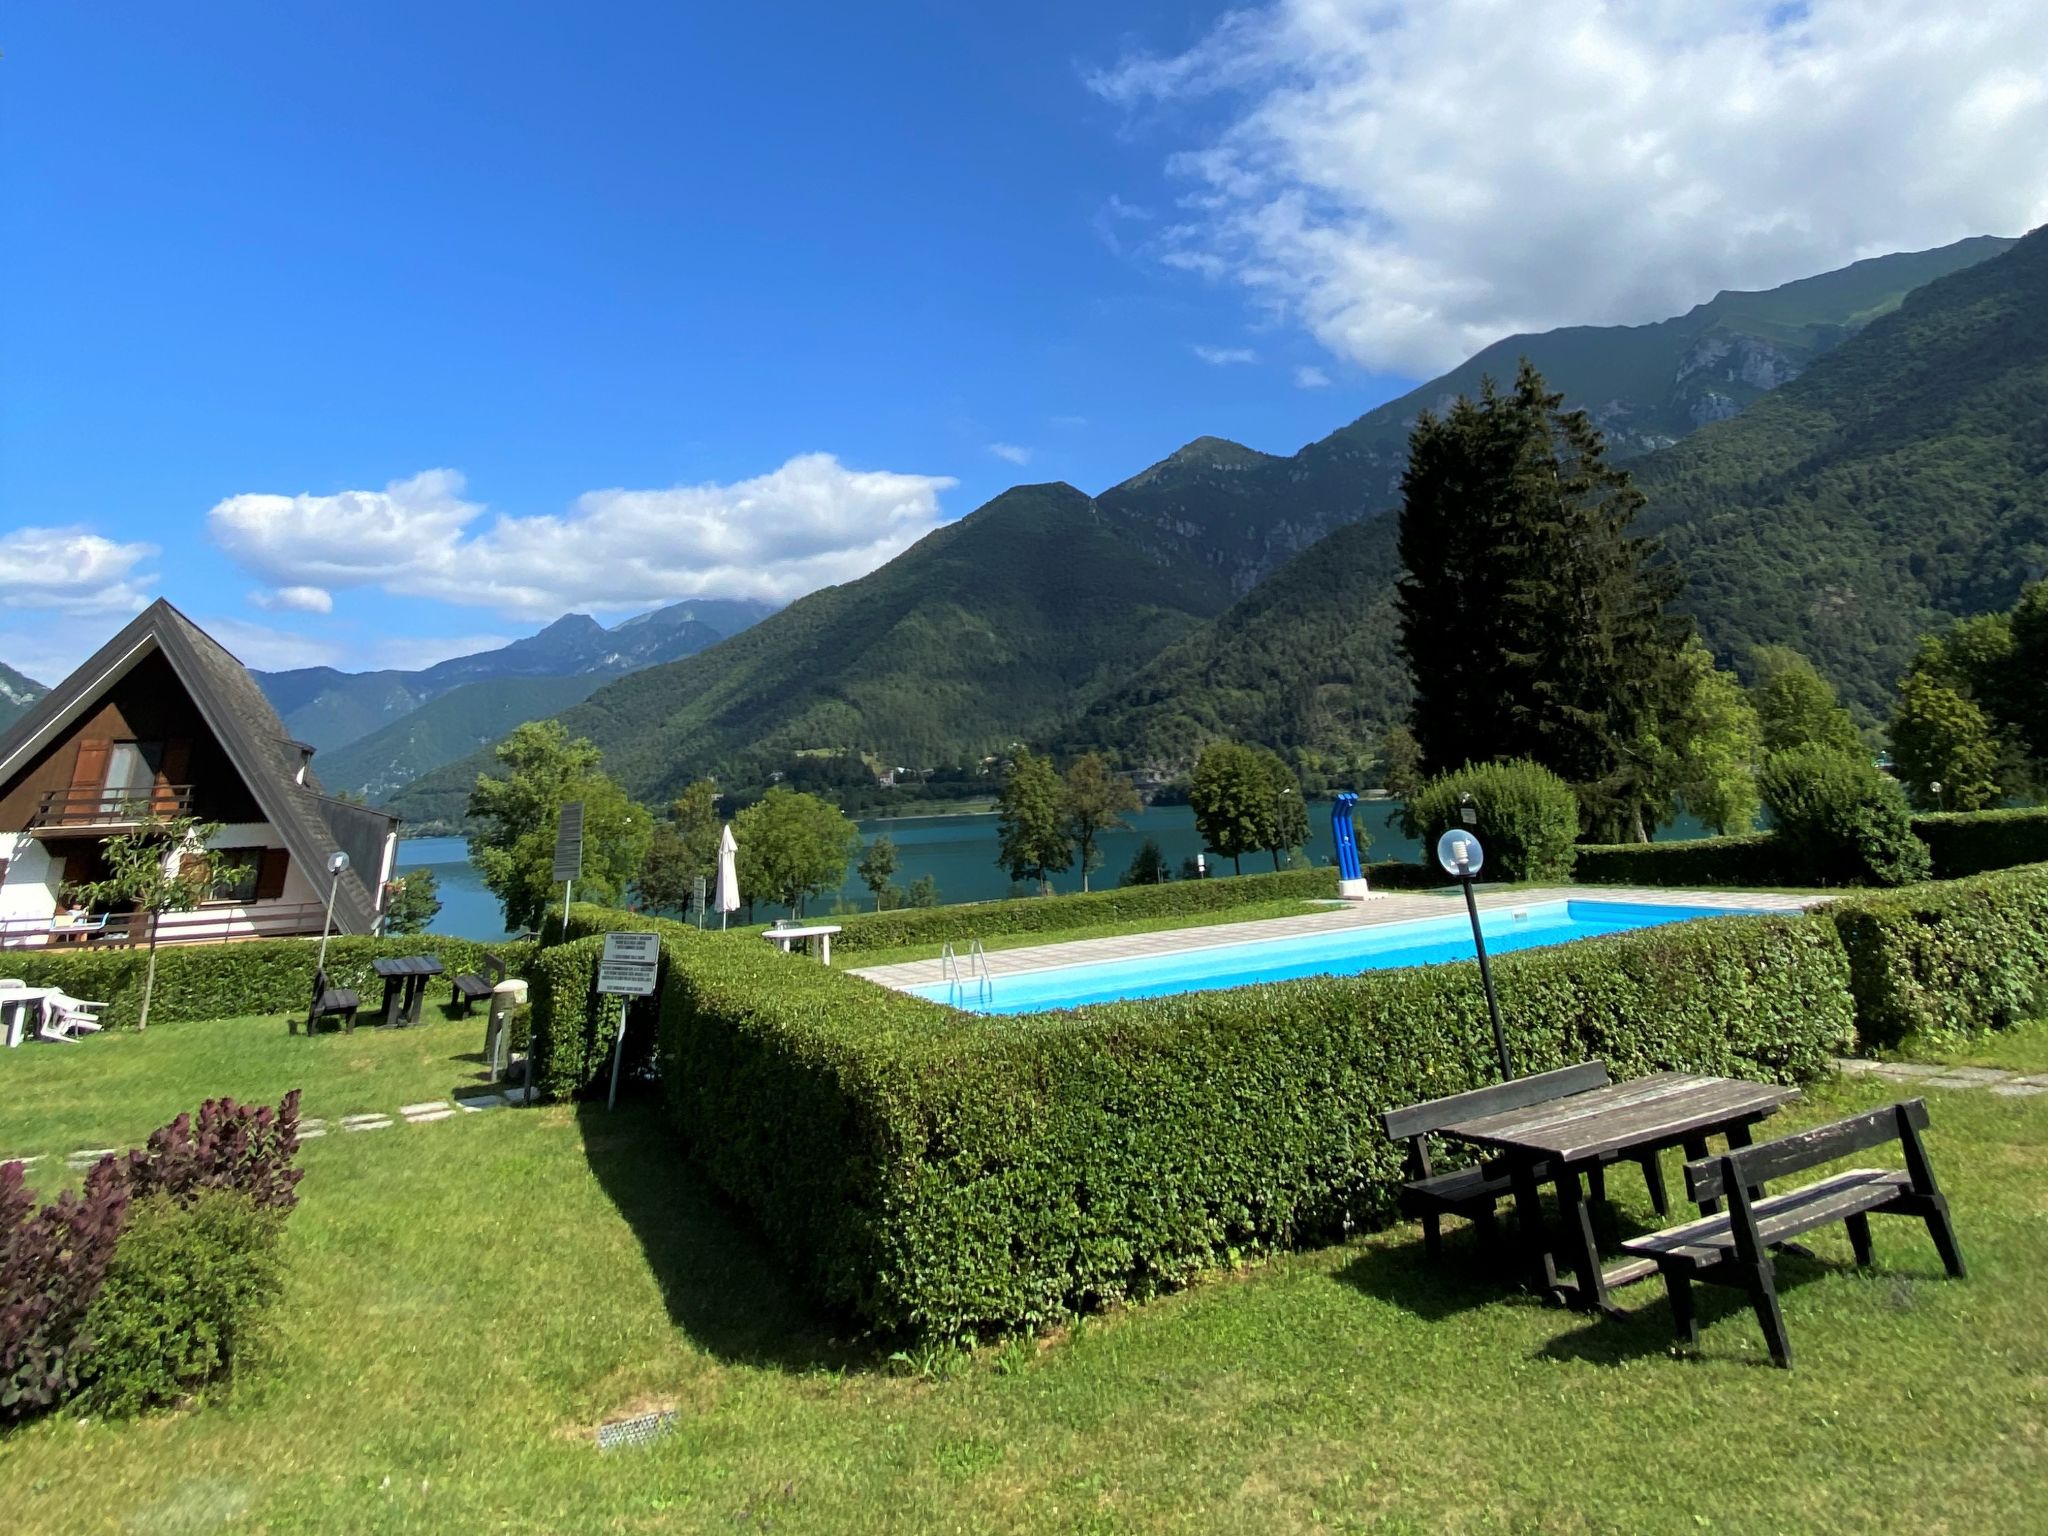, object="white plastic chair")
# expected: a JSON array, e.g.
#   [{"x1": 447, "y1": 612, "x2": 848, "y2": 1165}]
[{"x1": 38, "y1": 991, "x2": 107, "y2": 1041}]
